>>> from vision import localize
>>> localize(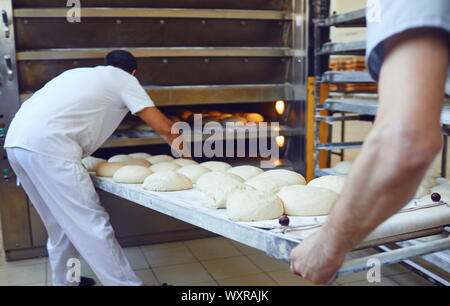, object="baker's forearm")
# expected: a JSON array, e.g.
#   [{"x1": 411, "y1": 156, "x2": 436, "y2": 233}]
[
  {"x1": 321, "y1": 126, "x2": 439, "y2": 254},
  {"x1": 320, "y1": 28, "x2": 448, "y2": 255}
]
